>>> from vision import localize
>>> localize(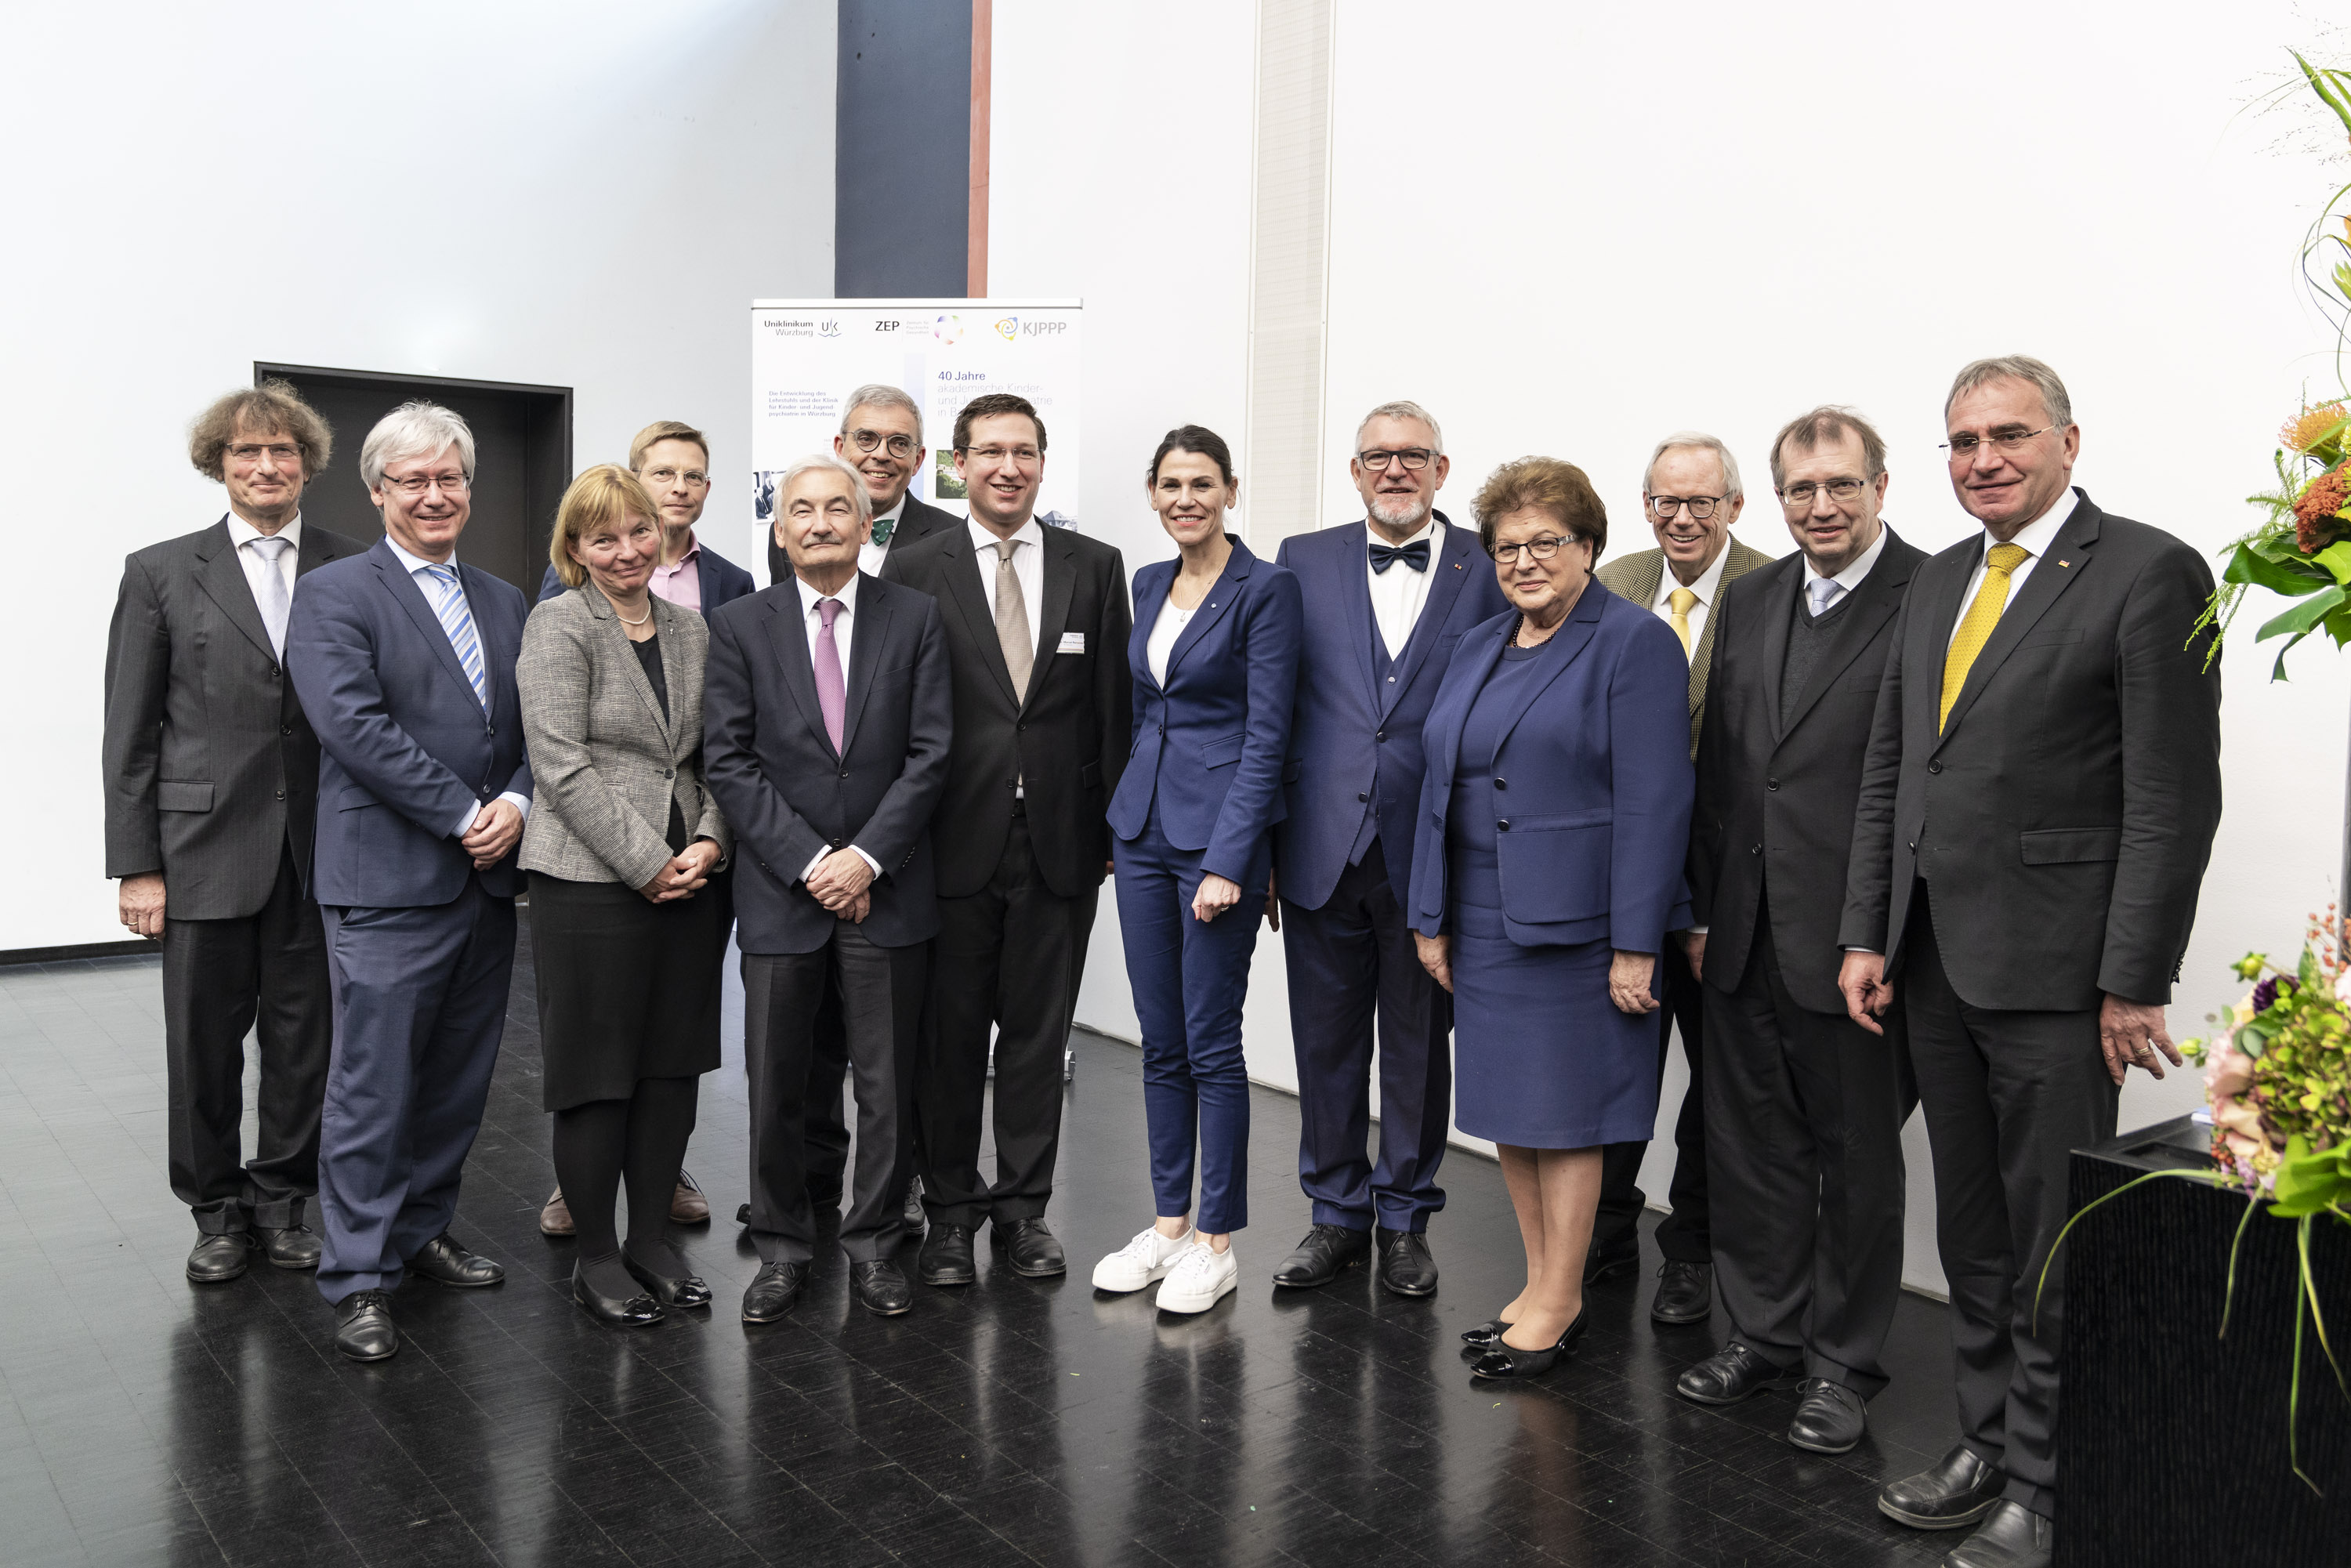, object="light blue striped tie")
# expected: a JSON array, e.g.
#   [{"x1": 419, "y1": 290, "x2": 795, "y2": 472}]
[{"x1": 420, "y1": 564, "x2": 489, "y2": 713}]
